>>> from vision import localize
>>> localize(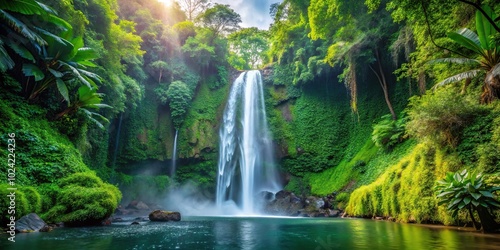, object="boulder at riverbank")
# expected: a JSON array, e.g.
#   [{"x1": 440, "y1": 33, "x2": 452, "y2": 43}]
[
  {"x1": 16, "y1": 213, "x2": 50, "y2": 233},
  {"x1": 264, "y1": 190, "x2": 343, "y2": 217},
  {"x1": 148, "y1": 210, "x2": 181, "y2": 222}
]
